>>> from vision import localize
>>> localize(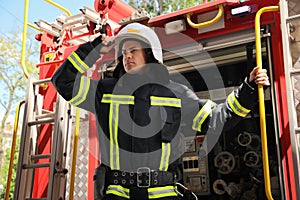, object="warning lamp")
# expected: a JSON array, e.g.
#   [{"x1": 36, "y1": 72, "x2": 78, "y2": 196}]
[
  {"x1": 231, "y1": 5, "x2": 251, "y2": 16},
  {"x1": 165, "y1": 19, "x2": 186, "y2": 35}
]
